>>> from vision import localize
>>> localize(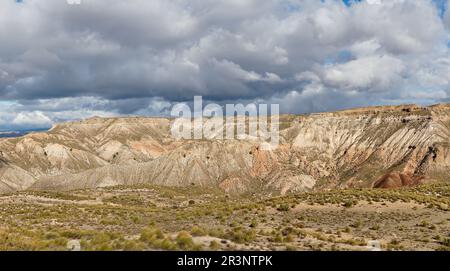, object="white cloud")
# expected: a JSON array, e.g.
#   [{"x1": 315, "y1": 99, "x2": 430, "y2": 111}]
[
  {"x1": 0, "y1": 0, "x2": 449, "y2": 129},
  {"x1": 11, "y1": 111, "x2": 53, "y2": 128},
  {"x1": 350, "y1": 39, "x2": 381, "y2": 57},
  {"x1": 322, "y1": 55, "x2": 405, "y2": 91}
]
